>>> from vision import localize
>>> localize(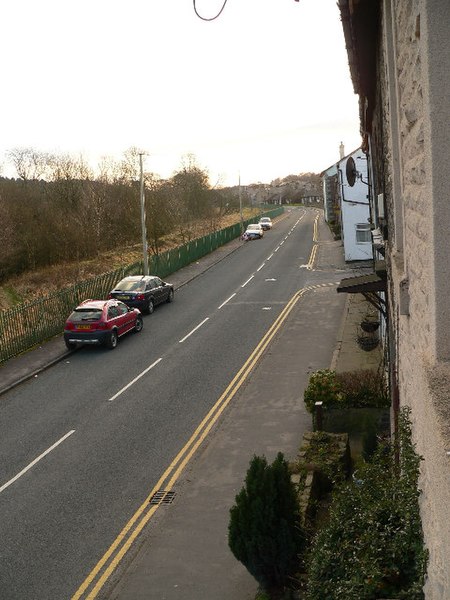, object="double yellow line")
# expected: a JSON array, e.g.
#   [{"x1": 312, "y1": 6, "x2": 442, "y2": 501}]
[
  {"x1": 313, "y1": 213, "x2": 319, "y2": 242},
  {"x1": 72, "y1": 289, "x2": 306, "y2": 600},
  {"x1": 306, "y1": 213, "x2": 320, "y2": 269}
]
